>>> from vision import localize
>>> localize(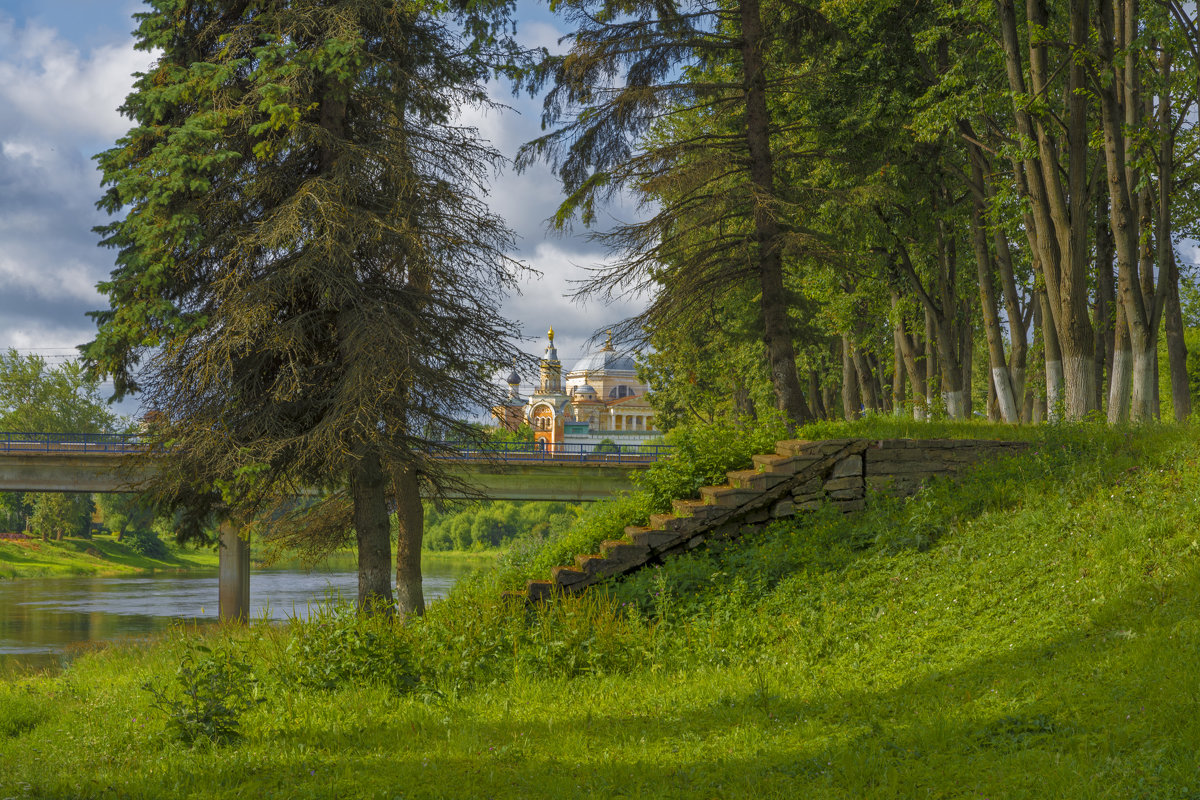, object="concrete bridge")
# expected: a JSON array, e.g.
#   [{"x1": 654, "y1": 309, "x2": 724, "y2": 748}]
[{"x1": 0, "y1": 432, "x2": 670, "y2": 620}]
